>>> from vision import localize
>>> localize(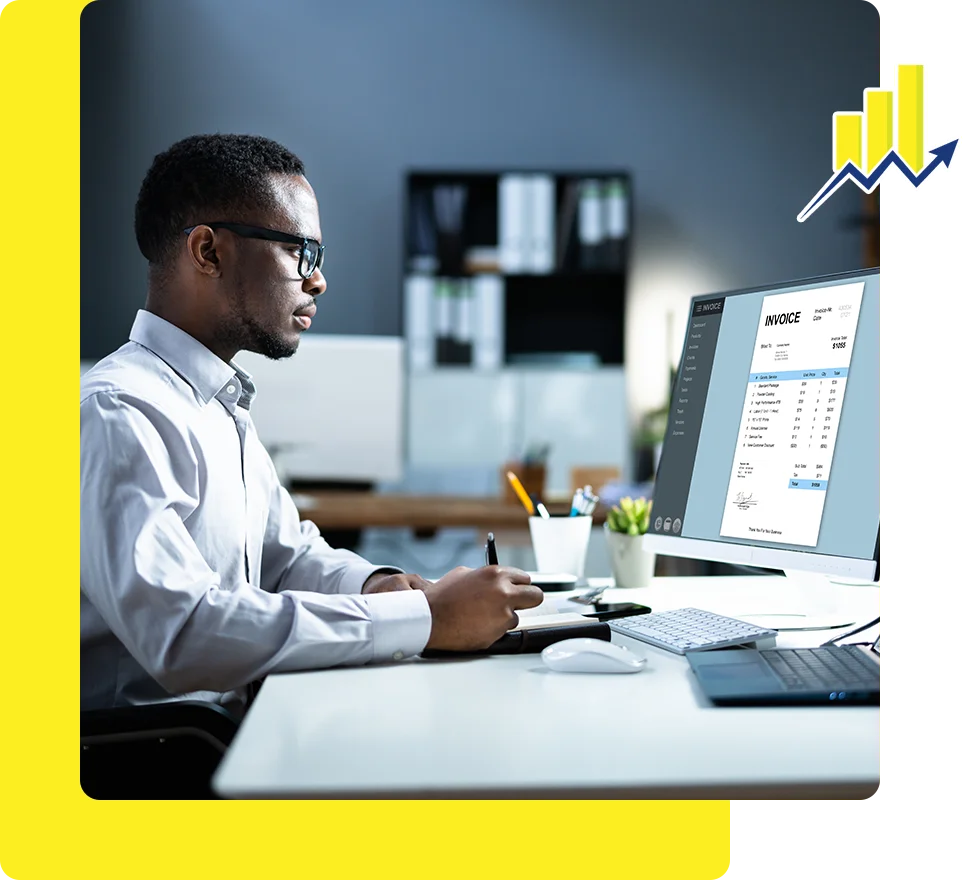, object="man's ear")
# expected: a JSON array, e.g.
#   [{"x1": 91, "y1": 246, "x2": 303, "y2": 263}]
[{"x1": 185, "y1": 226, "x2": 223, "y2": 278}]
